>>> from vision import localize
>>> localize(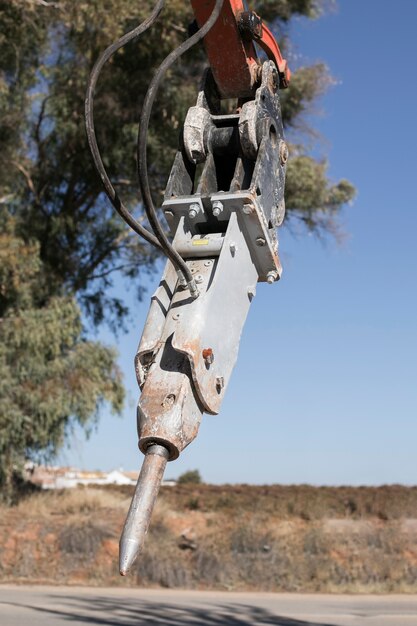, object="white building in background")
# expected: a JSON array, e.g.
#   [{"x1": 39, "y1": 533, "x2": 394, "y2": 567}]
[
  {"x1": 25, "y1": 464, "x2": 176, "y2": 489},
  {"x1": 52, "y1": 469, "x2": 137, "y2": 489},
  {"x1": 26, "y1": 464, "x2": 136, "y2": 489}
]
